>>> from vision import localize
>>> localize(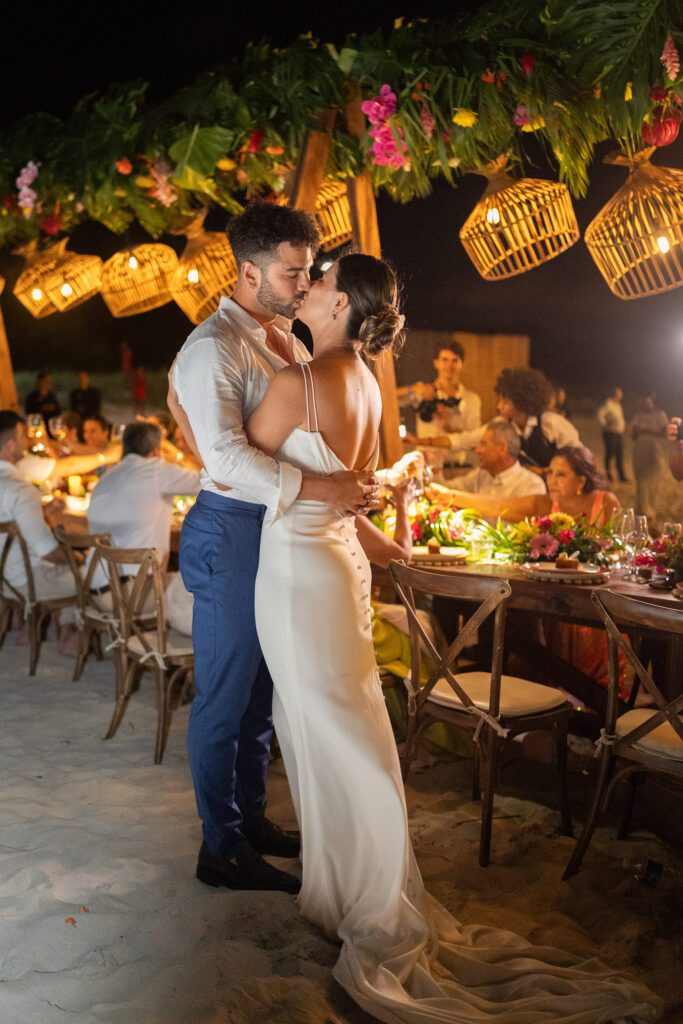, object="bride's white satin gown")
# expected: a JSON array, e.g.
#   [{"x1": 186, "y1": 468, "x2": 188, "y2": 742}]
[{"x1": 254, "y1": 365, "x2": 659, "y2": 1024}]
